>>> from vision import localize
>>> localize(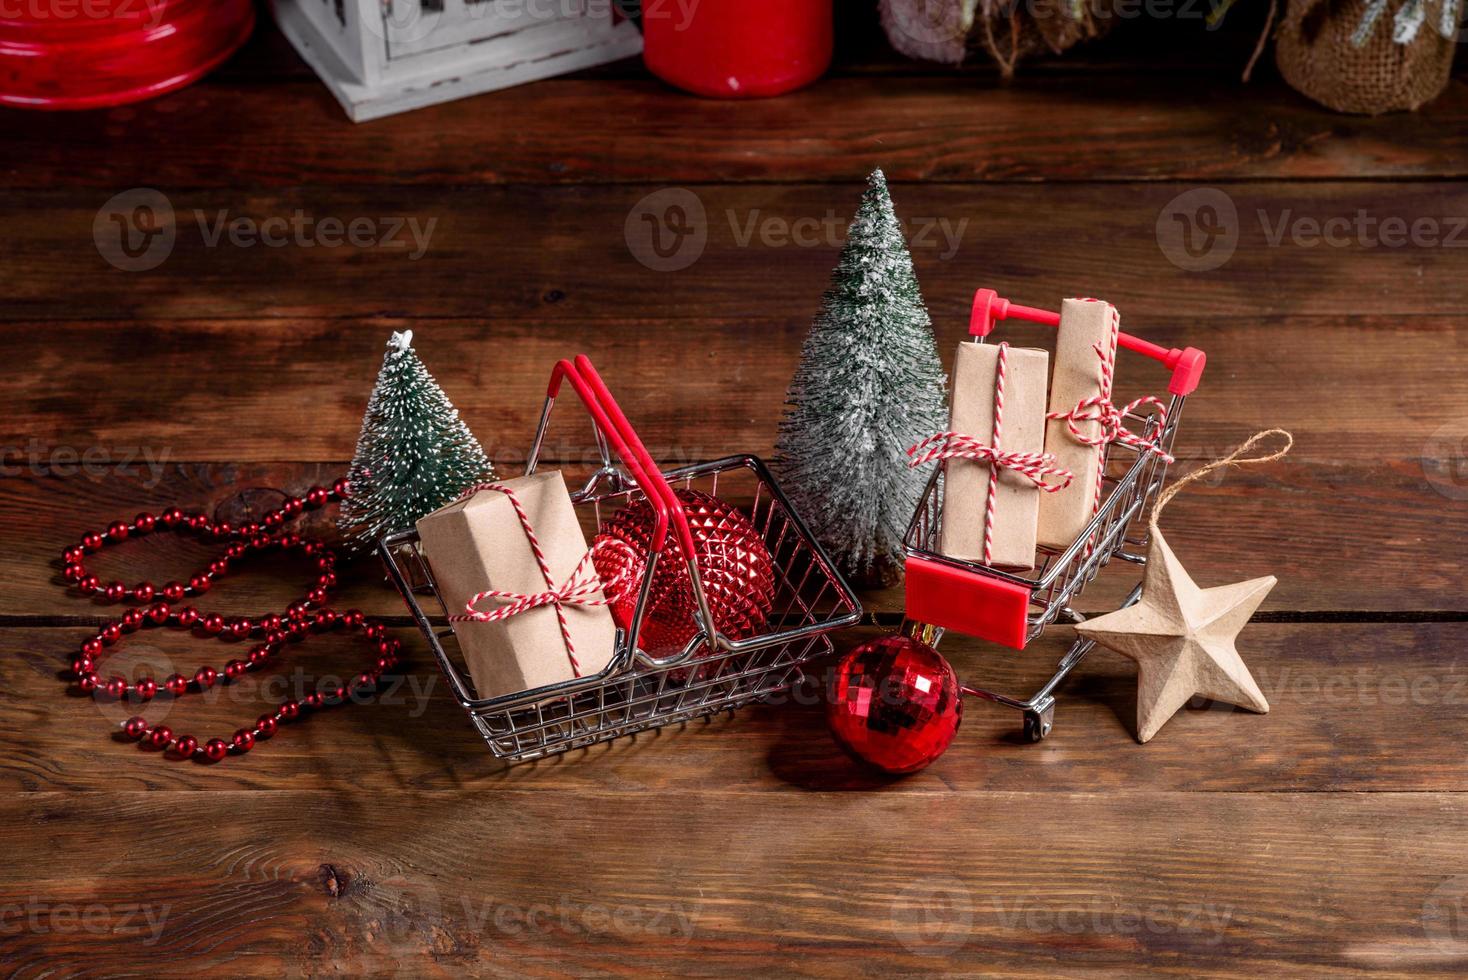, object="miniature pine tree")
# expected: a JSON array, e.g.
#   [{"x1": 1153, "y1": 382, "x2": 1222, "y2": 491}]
[
  {"x1": 774, "y1": 169, "x2": 948, "y2": 581},
  {"x1": 338, "y1": 330, "x2": 495, "y2": 552}
]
